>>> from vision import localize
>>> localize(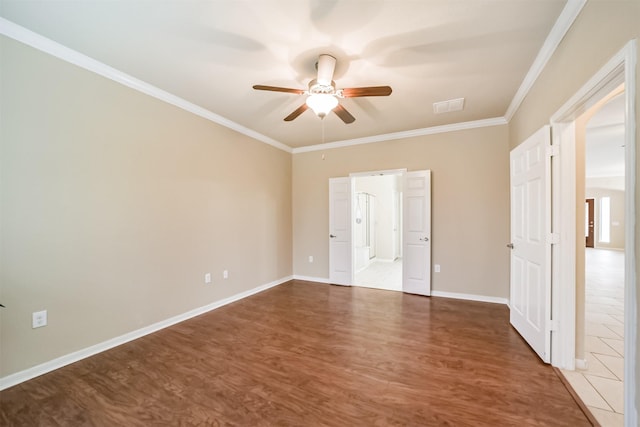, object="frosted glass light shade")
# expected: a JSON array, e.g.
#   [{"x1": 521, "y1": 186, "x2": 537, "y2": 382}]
[{"x1": 306, "y1": 94, "x2": 338, "y2": 118}]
